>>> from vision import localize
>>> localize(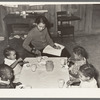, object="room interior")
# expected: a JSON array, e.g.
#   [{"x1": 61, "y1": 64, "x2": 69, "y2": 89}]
[{"x1": 0, "y1": 4, "x2": 100, "y2": 87}]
